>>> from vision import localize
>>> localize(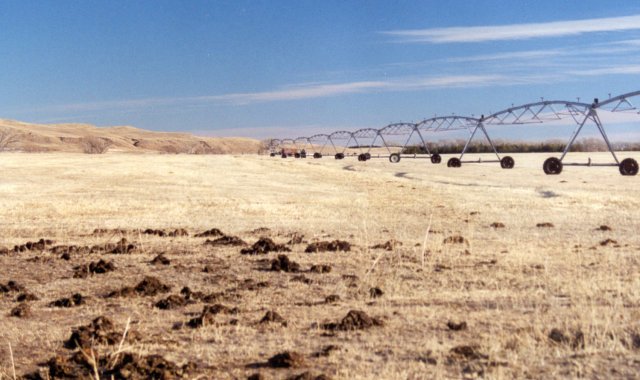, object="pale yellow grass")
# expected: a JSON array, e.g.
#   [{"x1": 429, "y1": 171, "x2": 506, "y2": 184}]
[{"x1": 0, "y1": 152, "x2": 639, "y2": 379}]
